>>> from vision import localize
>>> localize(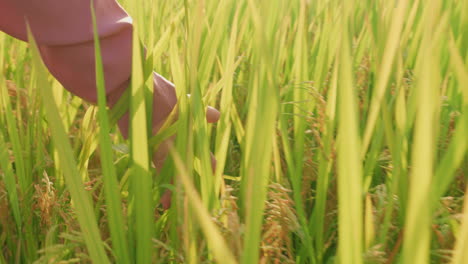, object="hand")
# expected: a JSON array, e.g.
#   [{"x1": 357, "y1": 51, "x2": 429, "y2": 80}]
[
  {"x1": 151, "y1": 74, "x2": 220, "y2": 209},
  {"x1": 157, "y1": 106, "x2": 219, "y2": 210}
]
